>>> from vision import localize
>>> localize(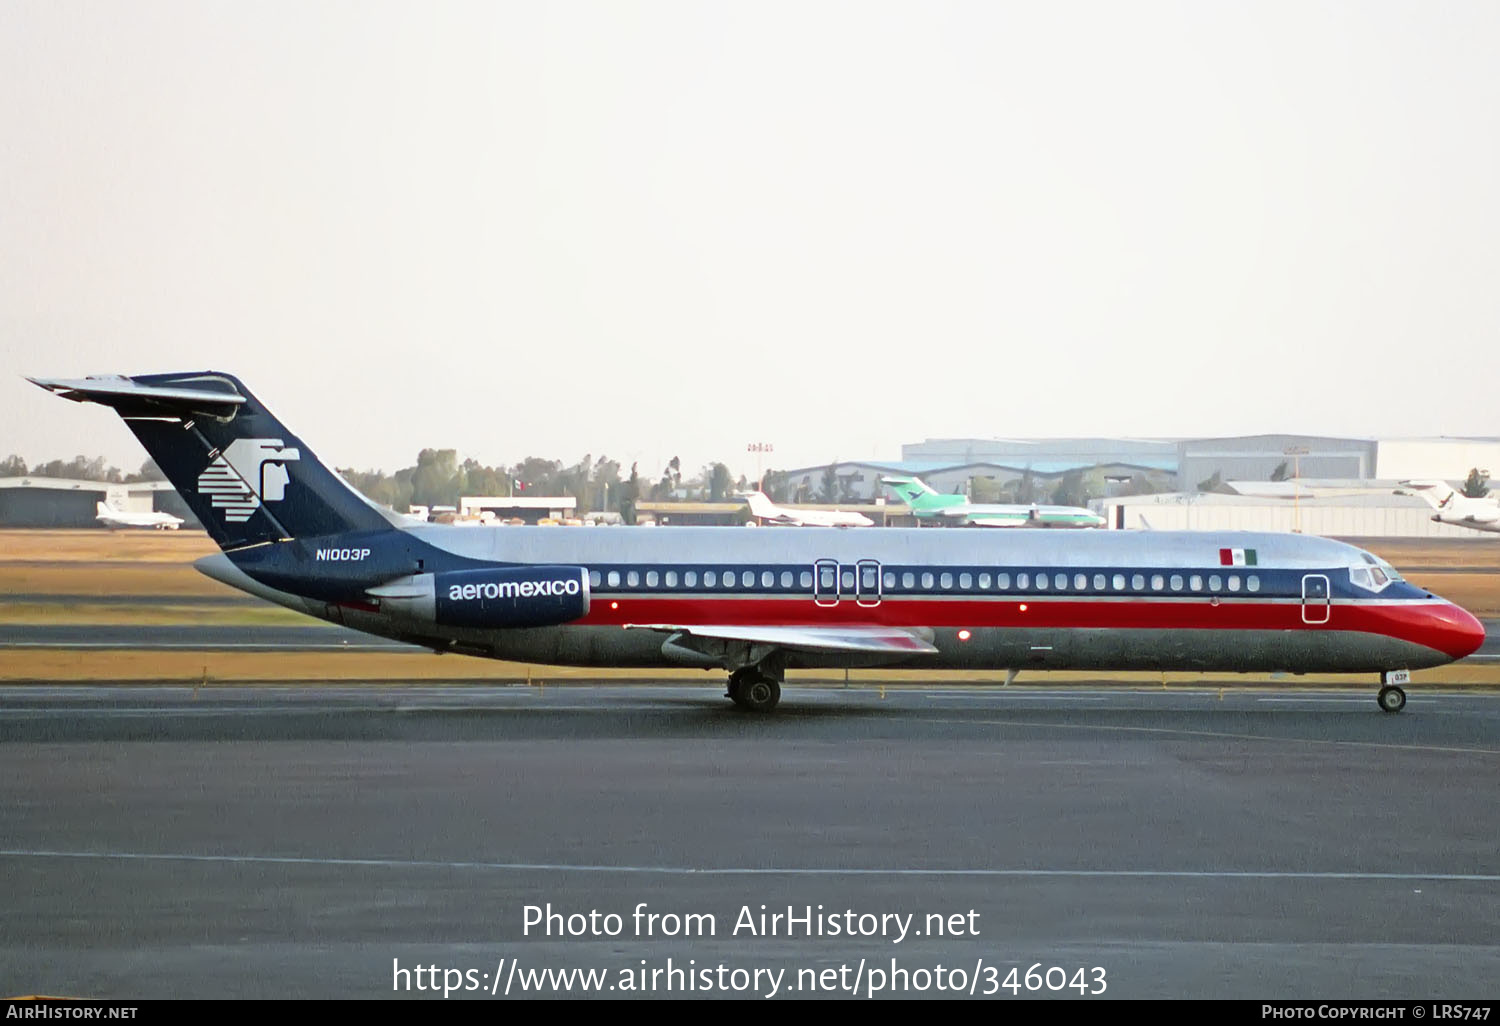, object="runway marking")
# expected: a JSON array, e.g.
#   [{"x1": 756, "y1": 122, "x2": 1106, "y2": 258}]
[
  {"x1": 1, "y1": 848, "x2": 1498, "y2": 882},
  {"x1": 919, "y1": 716, "x2": 1500, "y2": 756}
]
